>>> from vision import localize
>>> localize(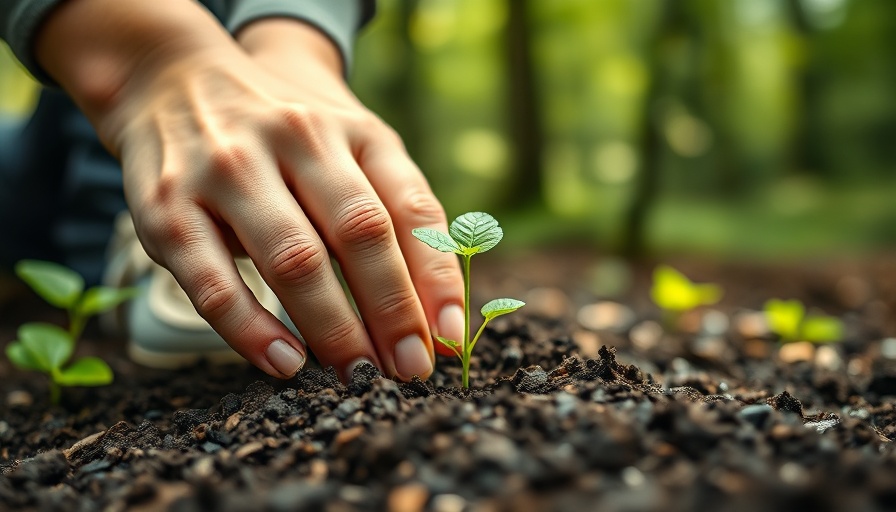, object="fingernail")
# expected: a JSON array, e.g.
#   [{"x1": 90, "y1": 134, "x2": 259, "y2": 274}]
[
  {"x1": 437, "y1": 304, "x2": 465, "y2": 345},
  {"x1": 345, "y1": 357, "x2": 377, "y2": 382},
  {"x1": 394, "y1": 335, "x2": 432, "y2": 379},
  {"x1": 265, "y1": 339, "x2": 305, "y2": 377}
]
